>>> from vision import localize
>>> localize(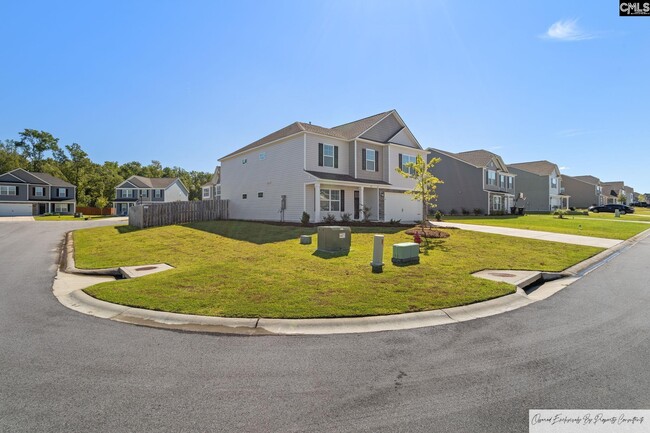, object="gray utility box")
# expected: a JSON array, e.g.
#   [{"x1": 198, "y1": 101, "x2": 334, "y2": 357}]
[
  {"x1": 300, "y1": 235, "x2": 312, "y2": 245},
  {"x1": 317, "y1": 226, "x2": 351, "y2": 253},
  {"x1": 392, "y1": 242, "x2": 420, "y2": 266}
]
